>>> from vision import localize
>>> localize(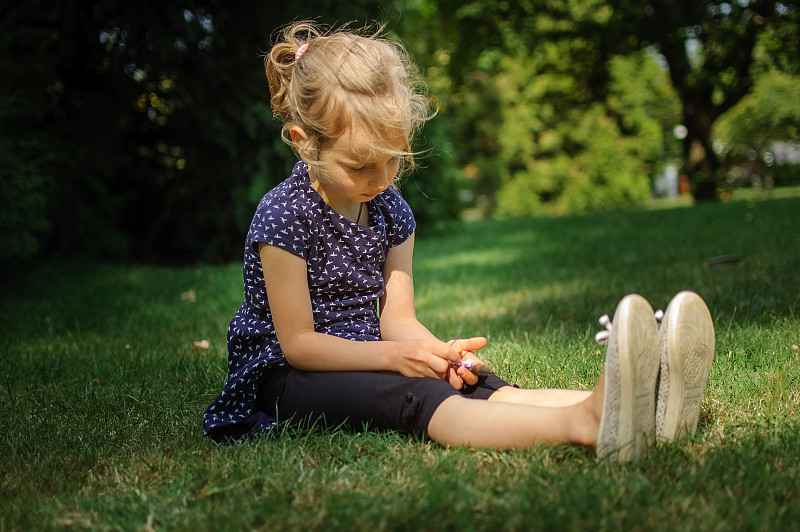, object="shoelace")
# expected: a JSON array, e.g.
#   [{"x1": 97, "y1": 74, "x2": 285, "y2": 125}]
[
  {"x1": 594, "y1": 314, "x2": 613, "y2": 345},
  {"x1": 594, "y1": 309, "x2": 664, "y2": 345}
]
